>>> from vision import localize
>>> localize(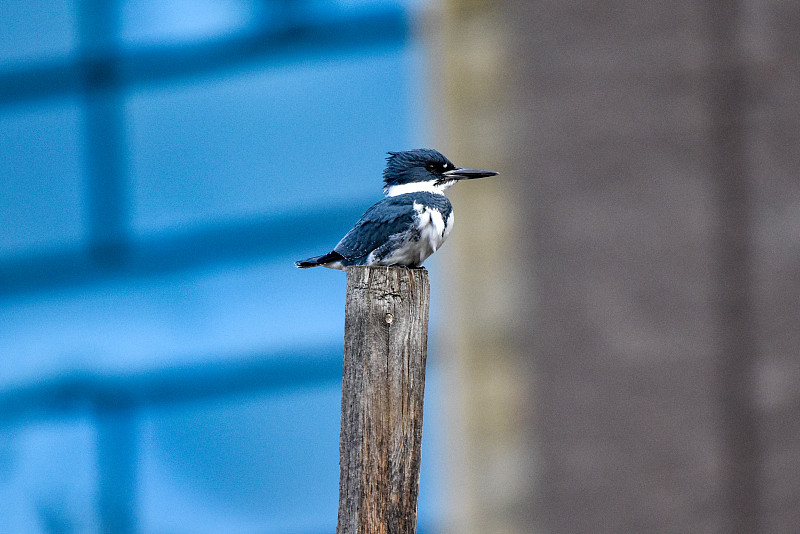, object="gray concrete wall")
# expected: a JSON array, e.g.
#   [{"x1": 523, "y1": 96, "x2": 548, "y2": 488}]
[{"x1": 436, "y1": 1, "x2": 800, "y2": 532}]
